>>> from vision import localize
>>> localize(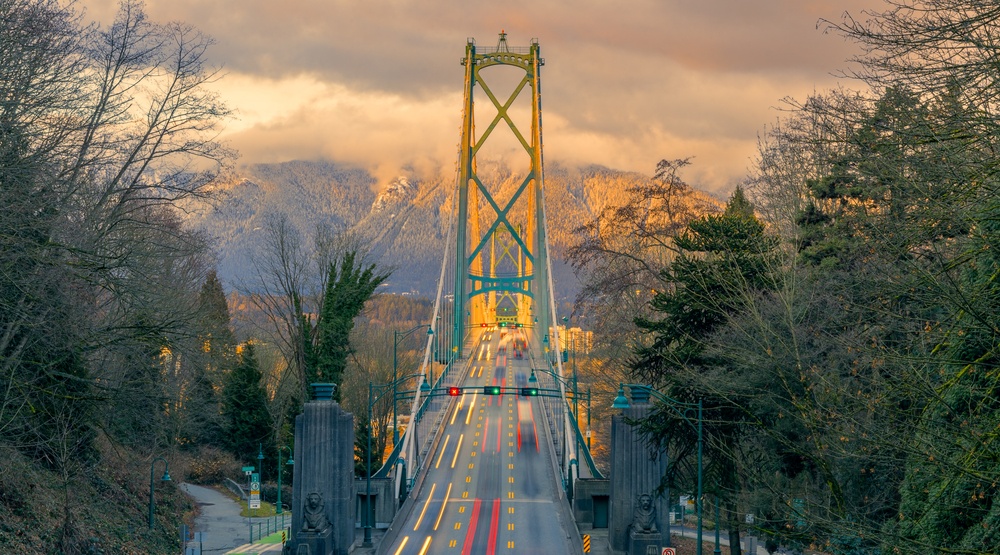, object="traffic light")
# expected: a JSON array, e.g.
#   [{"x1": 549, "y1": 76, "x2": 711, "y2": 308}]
[
  {"x1": 483, "y1": 385, "x2": 501, "y2": 395},
  {"x1": 448, "y1": 387, "x2": 462, "y2": 396},
  {"x1": 499, "y1": 322, "x2": 507, "y2": 328},
  {"x1": 520, "y1": 387, "x2": 538, "y2": 397}
]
